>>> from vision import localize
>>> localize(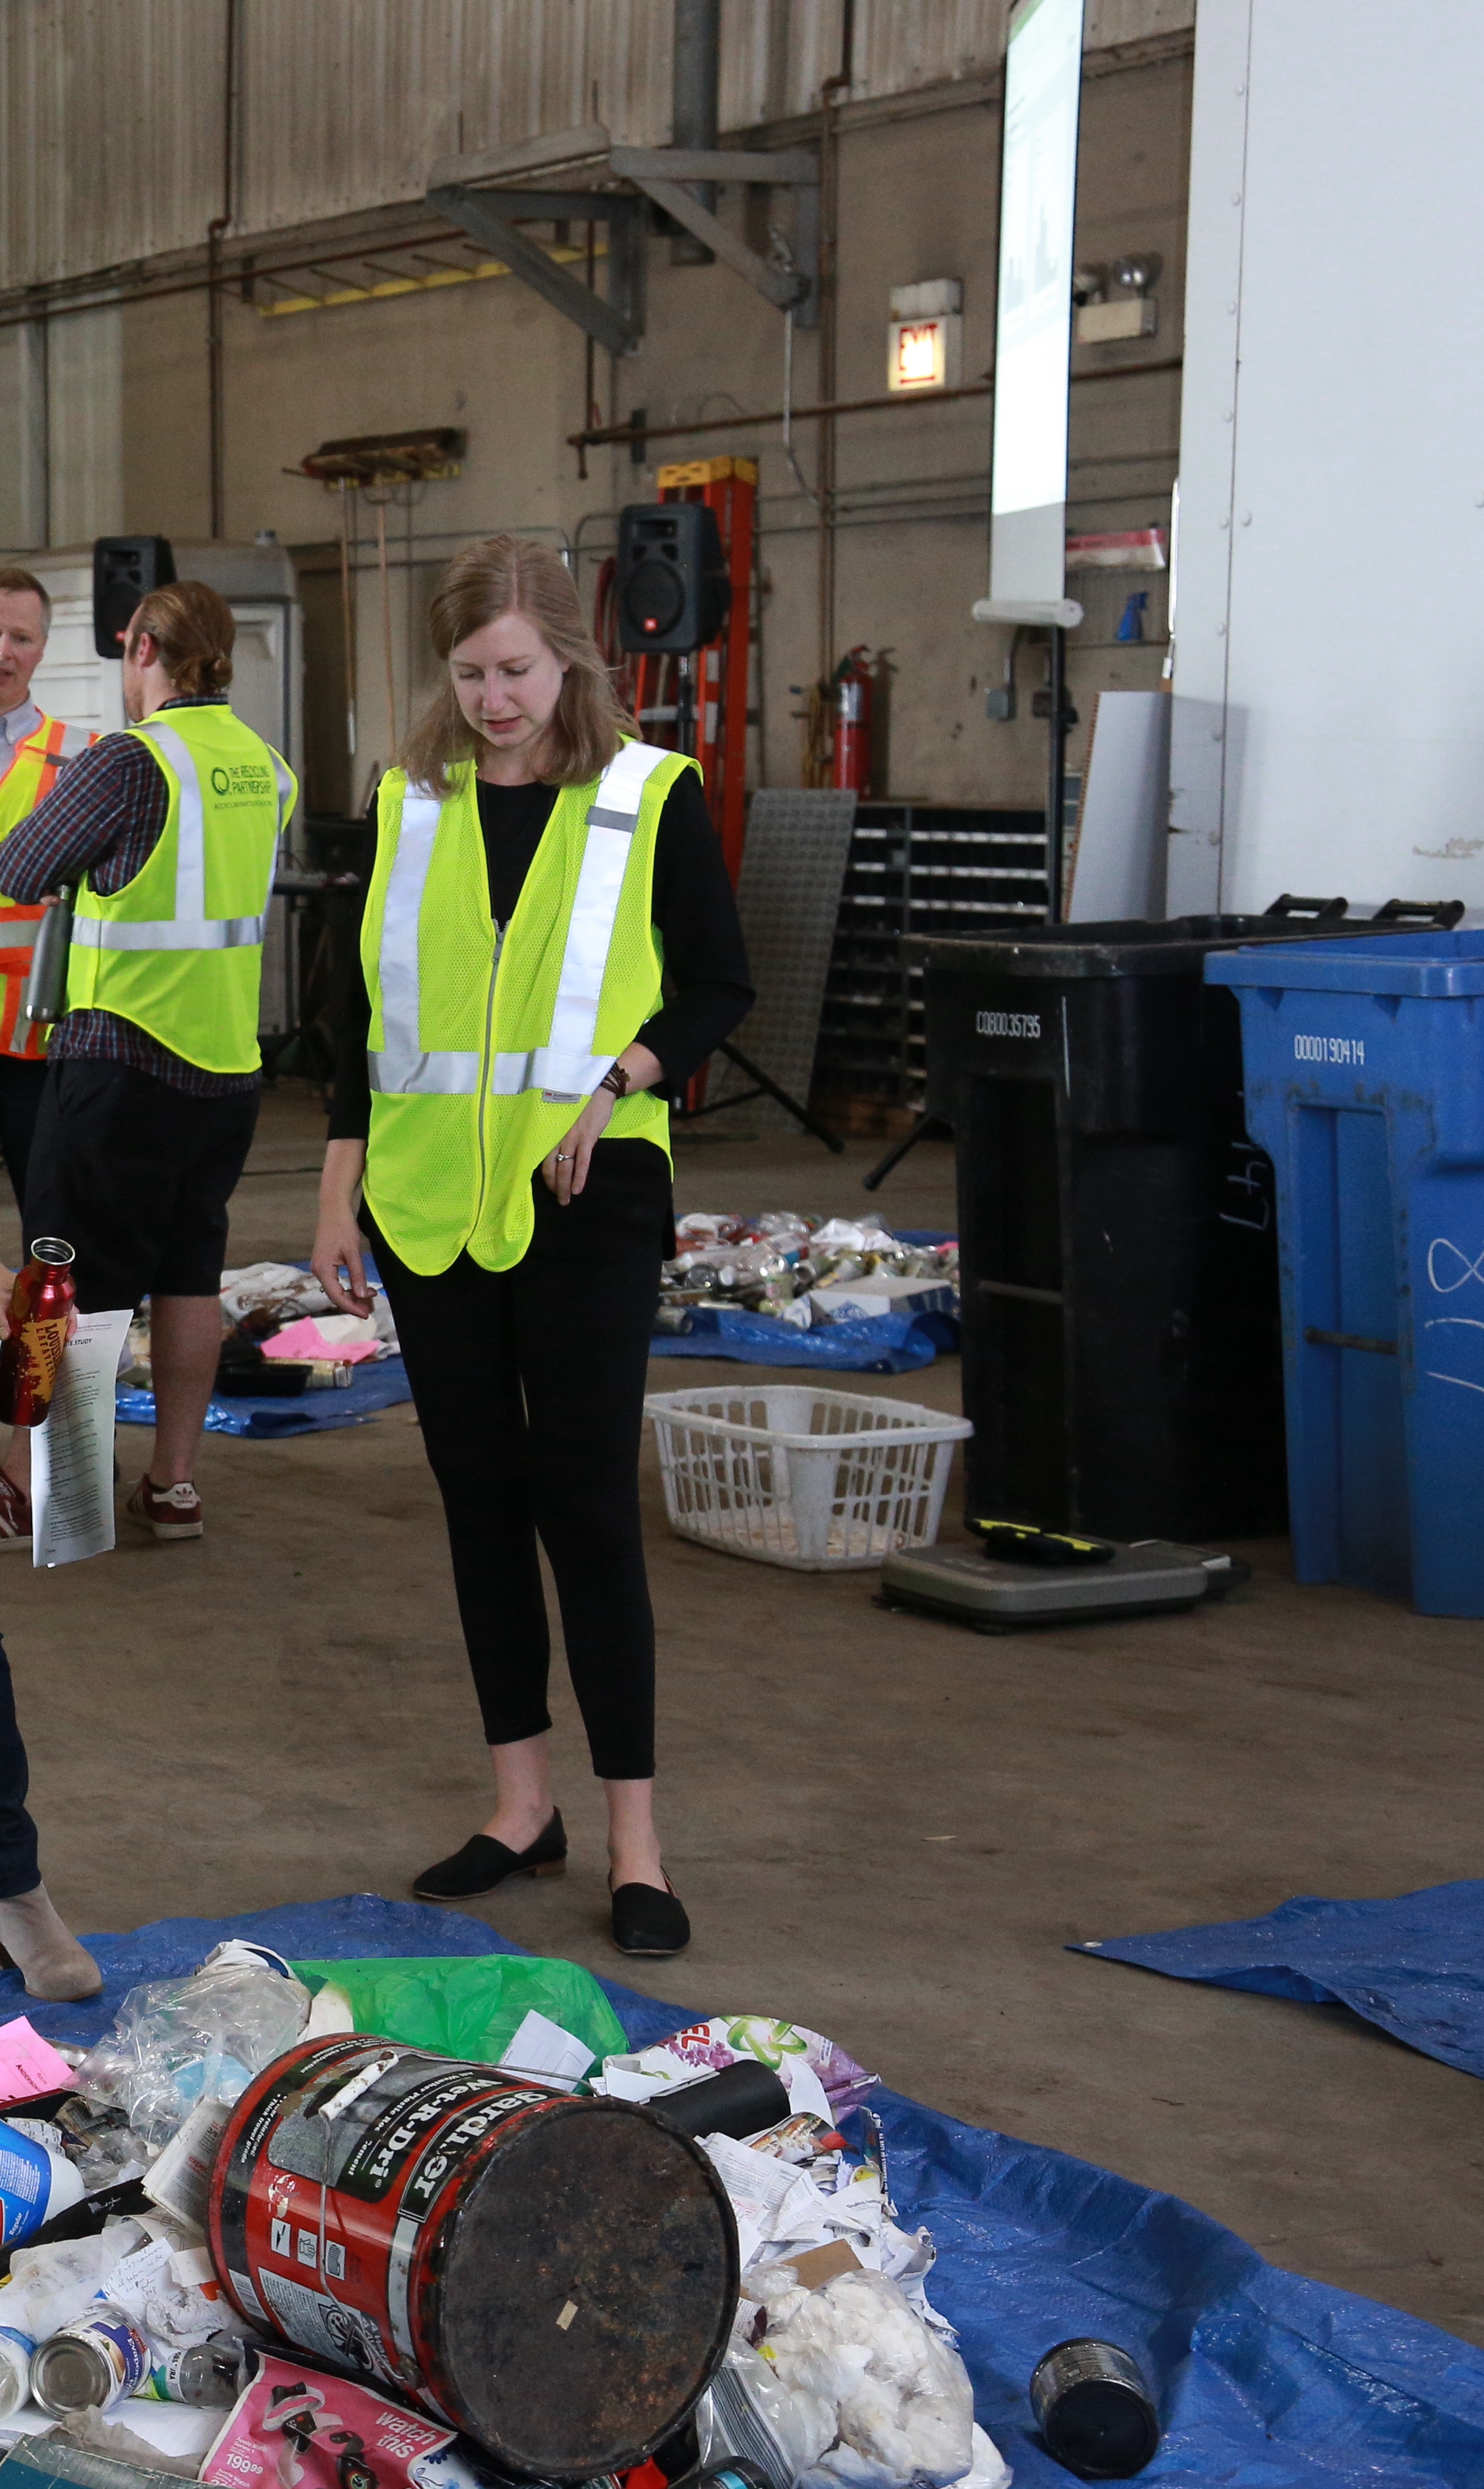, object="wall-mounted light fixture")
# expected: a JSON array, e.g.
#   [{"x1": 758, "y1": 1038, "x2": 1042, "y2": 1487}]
[
  {"x1": 1076, "y1": 251, "x2": 1161, "y2": 344},
  {"x1": 888, "y1": 278, "x2": 964, "y2": 391}
]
